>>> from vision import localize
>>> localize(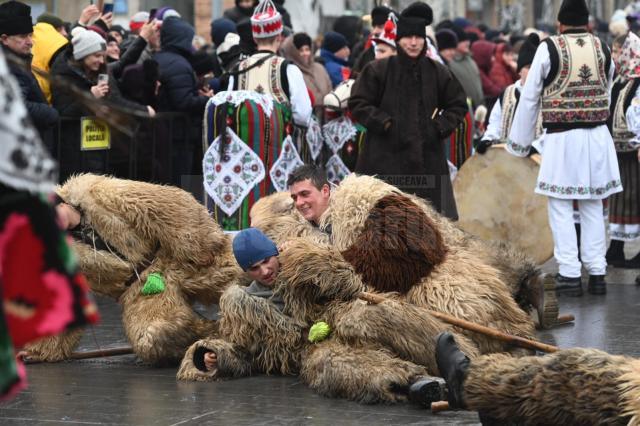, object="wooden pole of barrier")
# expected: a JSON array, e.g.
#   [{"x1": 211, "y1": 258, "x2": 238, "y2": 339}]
[{"x1": 358, "y1": 292, "x2": 559, "y2": 353}]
